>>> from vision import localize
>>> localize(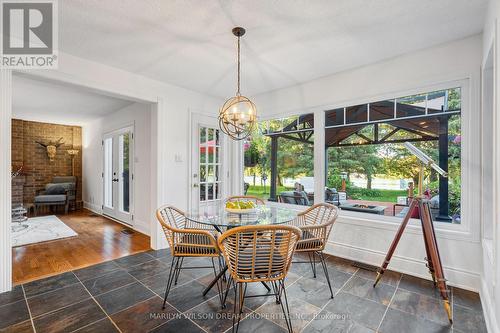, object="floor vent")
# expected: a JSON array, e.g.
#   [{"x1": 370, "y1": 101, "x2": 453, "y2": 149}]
[
  {"x1": 352, "y1": 261, "x2": 377, "y2": 271},
  {"x1": 121, "y1": 229, "x2": 134, "y2": 235}
]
